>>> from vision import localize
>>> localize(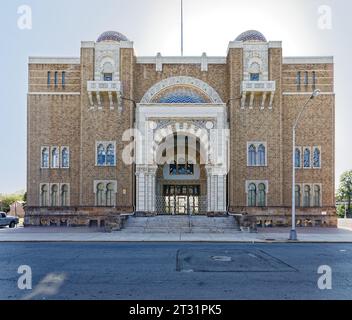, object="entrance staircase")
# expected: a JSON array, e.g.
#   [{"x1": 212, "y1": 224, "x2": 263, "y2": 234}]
[{"x1": 121, "y1": 215, "x2": 241, "y2": 233}]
